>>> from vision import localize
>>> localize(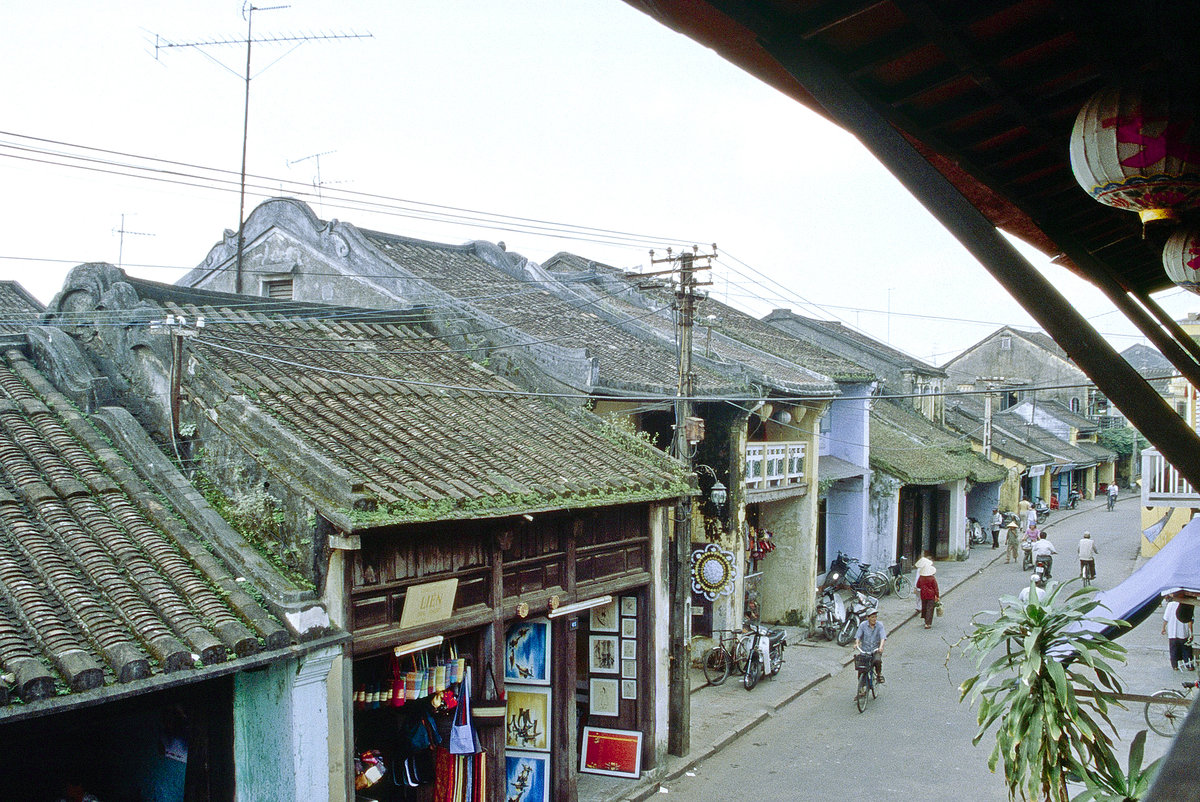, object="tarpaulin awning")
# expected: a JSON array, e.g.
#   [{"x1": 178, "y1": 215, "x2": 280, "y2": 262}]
[{"x1": 1071, "y1": 516, "x2": 1200, "y2": 639}]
